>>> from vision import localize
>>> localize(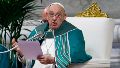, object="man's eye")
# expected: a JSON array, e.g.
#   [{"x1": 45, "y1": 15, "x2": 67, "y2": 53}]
[
  {"x1": 56, "y1": 14, "x2": 61, "y2": 16},
  {"x1": 49, "y1": 13, "x2": 54, "y2": 15}
]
